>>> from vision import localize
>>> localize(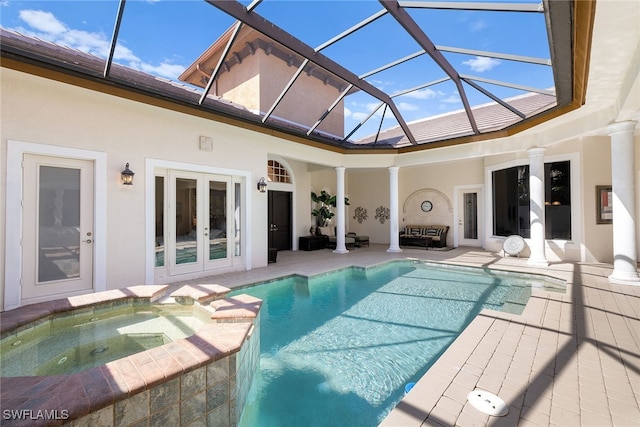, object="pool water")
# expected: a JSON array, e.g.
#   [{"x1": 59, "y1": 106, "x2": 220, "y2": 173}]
[
  {"x1": 232, "y1": 260, "x2": 564, "y2": 427},
  {"x1": 0, "y1": 303, "x2": 215, "y2": 377}
]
